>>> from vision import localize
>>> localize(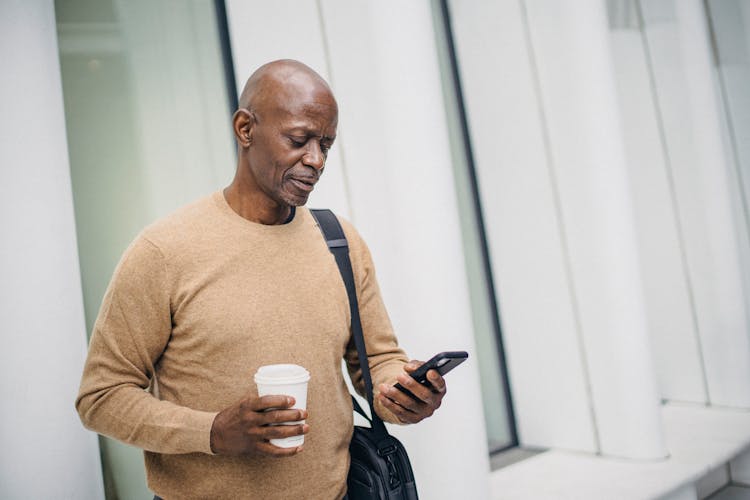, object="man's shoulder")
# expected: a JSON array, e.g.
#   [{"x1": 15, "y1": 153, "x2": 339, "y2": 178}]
[
  {"x1": 139, "y1": 192, "x2": 219, "y2": 252},
  {"x1": 310, "y1": 209, "x2": 364, "y2": 245},
  {"x1": 325, "y1": 211, "x2": 374, "y2": 263}
]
